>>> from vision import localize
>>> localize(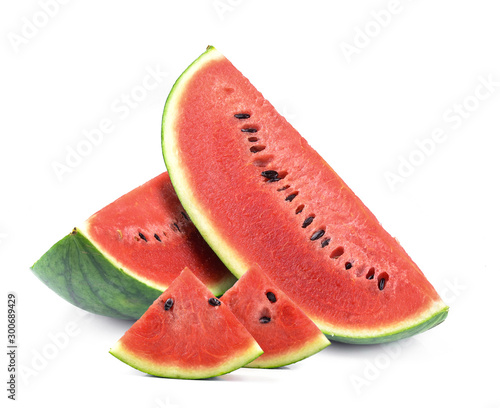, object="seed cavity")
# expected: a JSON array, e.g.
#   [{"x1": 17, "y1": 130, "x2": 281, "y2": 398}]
[
  {"x1": 295, "y1": 204, "x2": 305, "y2": 214},
  {"x1": 154, "y1": 233, "x2": 162, "y2": 242},
  {"x1": 138, "y1": 232, "x2": 147, "y2": 242},
  {"x1": 208, "y1": 297, "x2": 221, "y2": 307},
  {"x1": 366, "y1": 268, "x2": 375, "y2": 280},
  {"x1": 321, "y1": 238, "x2": 330, "y2": 248},
  {"x1": 311, "y1": 230, "x2": 325, "y2": 241},
  {"x1": 330, "y1": 246, "x2": 344, "y2": 259},
  {"x1": 164, "y1": 298, "x2": 174, "y2": 311},
  {"x1": 250, "y1": 145, "x2": 266, "y2": 153},
  {"x1": 277, "y1": 185, "x2": 290, "y2": 191},
  {"x1": 252, "y1": 154, "x2": 274, "y2": 167},
  {"x1": 259, "y1": 316, "x2": 271, "y2": 324},
  {"x1": 345, "y1": 262, "x2": 352, "y2": 270},
  {"x1": 266, "y1": 292, "x2": 277, "y2": 303},
  {"x1": 248, "y1": 136, "x2": 259, "y2": 142},
  {"x1": 241, "y1": 127, "x2": 258, "y2": 133},
  {"x1": 285, "y1": 192, "x2": 298, "y2": 202},
  {"x1": 234, "y1": 113, "x2": 251, "y2": 119},
  {"x1": 302, "y1": 216, "x2": 315, "y2": 228}
]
